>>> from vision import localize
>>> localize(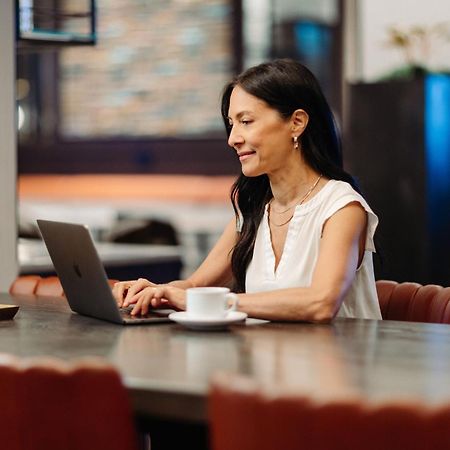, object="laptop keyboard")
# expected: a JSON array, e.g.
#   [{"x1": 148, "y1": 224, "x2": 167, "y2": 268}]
[{"x1": 119, "y1": 307, "x2": 171, "y2": 320}]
